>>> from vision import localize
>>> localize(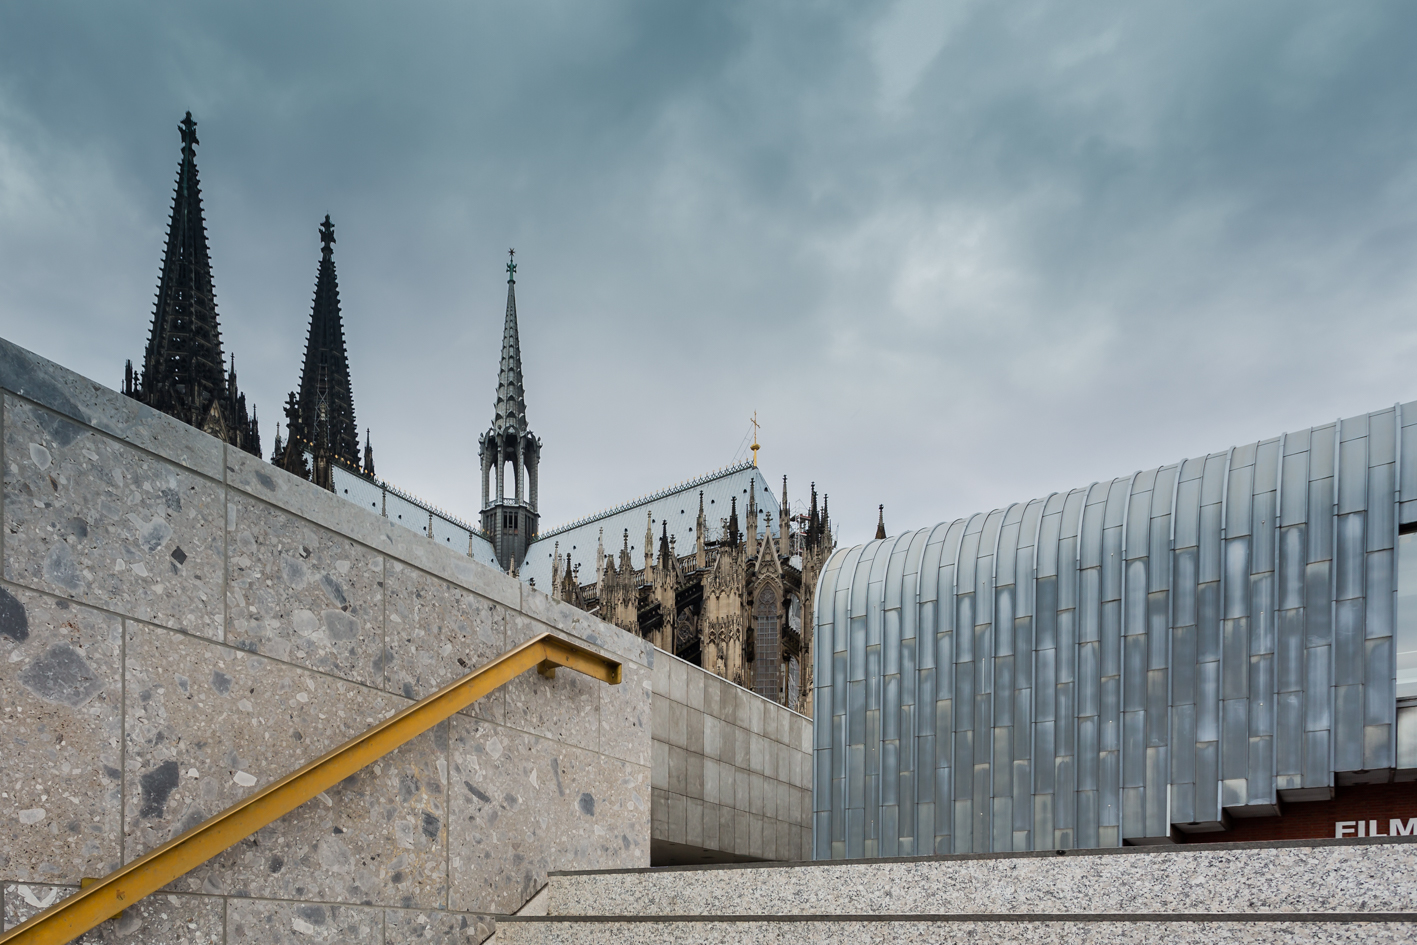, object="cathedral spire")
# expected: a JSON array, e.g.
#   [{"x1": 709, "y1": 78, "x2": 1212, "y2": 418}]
[
  {"x1": 130, "y1": 112, "x2": 259, "y2": 456},
  {"x1": 281, "y1": 214, "x2": 360, "y2": 481},
  {"x1": 479, "y1": 249, "x2": 541, "y2": 572},
  {"x1": 494, "y1": 248, "x2": 528, "y2": 435},
  {"x1": 875, "y1": 504, "x2": 886, "y2": 540}
]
